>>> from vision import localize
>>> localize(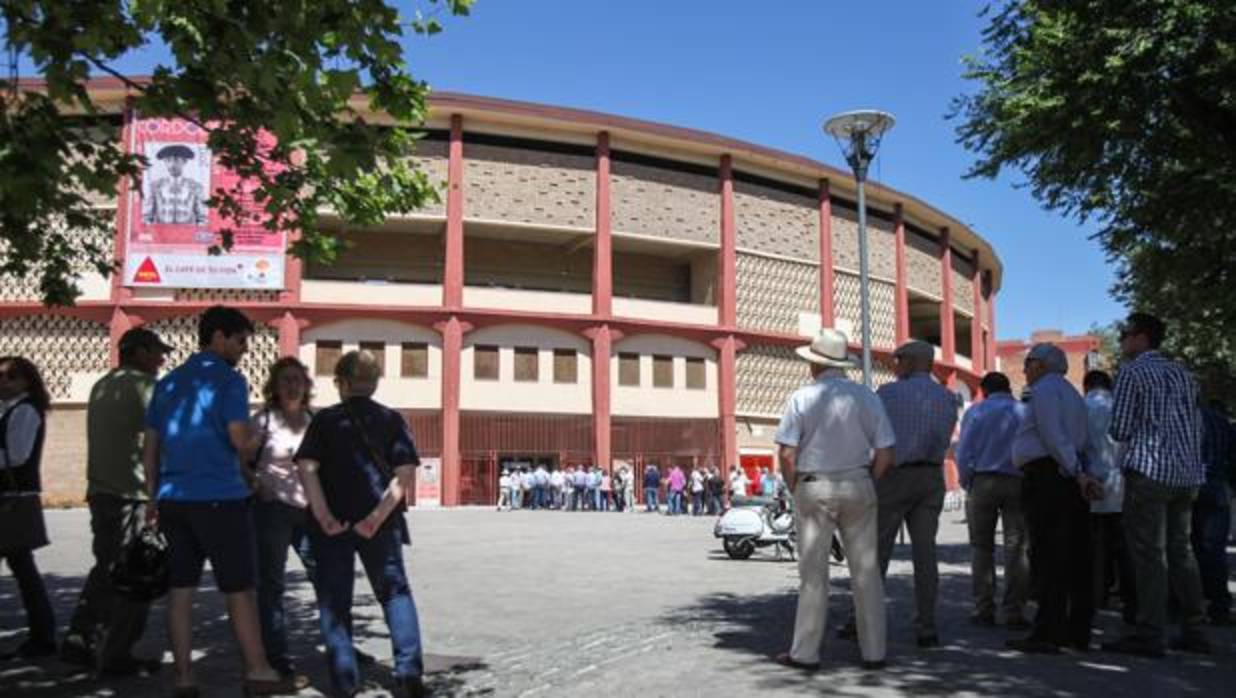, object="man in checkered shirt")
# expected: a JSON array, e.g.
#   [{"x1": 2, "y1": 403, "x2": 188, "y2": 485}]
[{"x1": 1102, "y1": 312, "x2": 1210, "y2": 658}]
